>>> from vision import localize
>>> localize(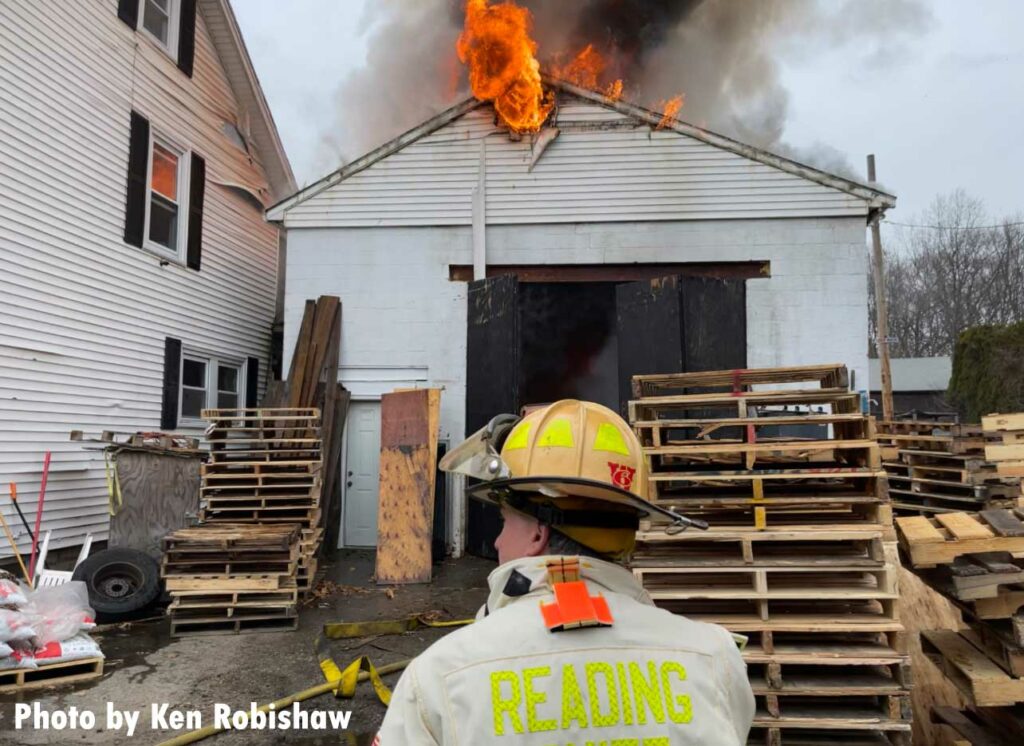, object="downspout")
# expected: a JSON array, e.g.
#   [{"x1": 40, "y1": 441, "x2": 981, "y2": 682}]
[{"x1": 472, "y1": 137, "x2": 487, "y2": 281}]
